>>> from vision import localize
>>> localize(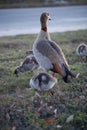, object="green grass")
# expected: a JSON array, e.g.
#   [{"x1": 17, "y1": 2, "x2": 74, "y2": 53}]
[{"x1": 0, "y1": 30, "x2": 87, "y2": 130}]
